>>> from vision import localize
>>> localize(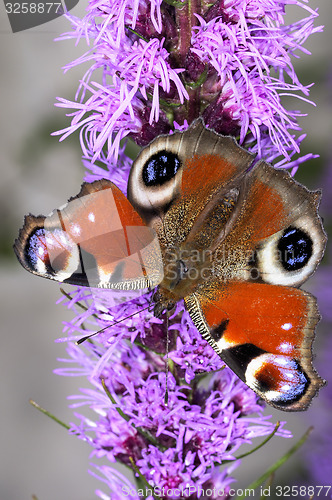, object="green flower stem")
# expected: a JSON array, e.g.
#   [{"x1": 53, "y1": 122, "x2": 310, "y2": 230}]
[
  {"x1": 129, "y1": 458, "x2": 161, "y2": 500},
  {"x1": 260, "y1": 472, "x2": 275, "y2": 499}
]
